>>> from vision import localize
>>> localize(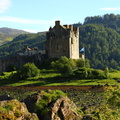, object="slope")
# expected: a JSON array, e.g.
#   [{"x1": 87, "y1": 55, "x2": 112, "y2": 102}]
[{"x1": 0, "y1": 27, "x2": 29, "y2": 46}]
